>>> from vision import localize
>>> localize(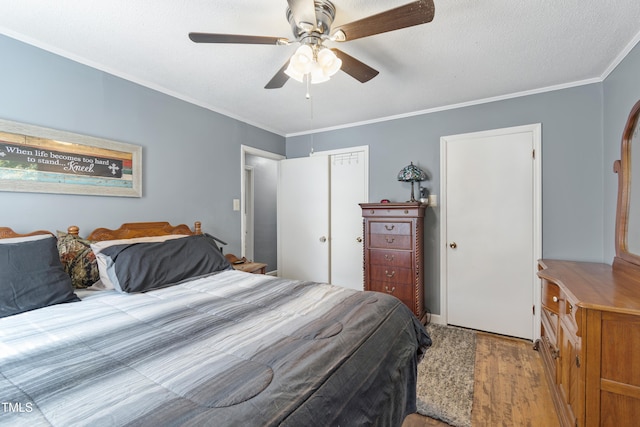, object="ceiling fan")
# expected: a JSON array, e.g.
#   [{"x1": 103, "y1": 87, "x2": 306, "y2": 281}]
[{"x1": 188, "y1": 0, "x2": 435, "y2": 89}]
